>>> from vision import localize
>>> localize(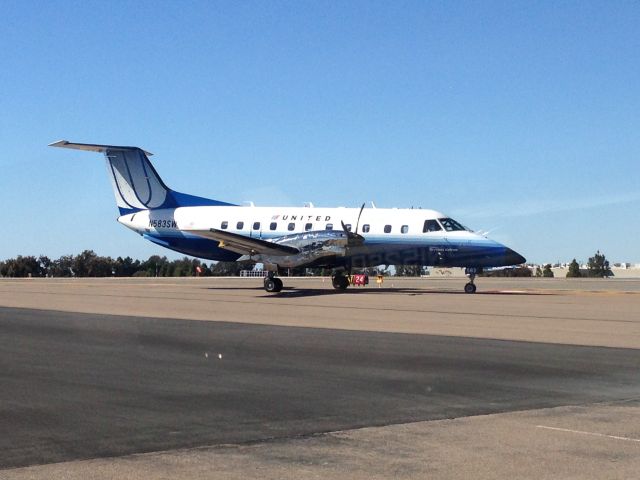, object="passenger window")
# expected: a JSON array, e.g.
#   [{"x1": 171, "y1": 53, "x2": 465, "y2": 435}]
[
  {"x1": 270, "y1": 222, "x2": 277, "y2": 231},
  {"x1": 253, "y1": 222, "x2": 260, "y2": 230},
  {"x1": 288, "y1": 222, "x2": 295, "y2": 231},
  {"x1": 423, "y1": 220, "x2": 442, "y2": 232},
  {"x1": 384, "y1": 225, "x2": 392, "y2": 233},
  {"x1": 305, "y1": 223, "x2": 313, "y2": 231},
  {"x1": 345, "y1": 224, "x2": 352, "y2": 232},
  {"x1": 221, "y1": 221, "x2": 228, "y2": 230},
  {"x1": 401, "y1": 225, "x2": 409, "y2": 234},
  {"x1": 362, "y1": 224, "x2": 370, "y2": 233},
  {"x1": 236, "y1": 221, "x2": 244, "y2": 230},
  {"x1": 326, "y1": 223, "x2": 333, "y2": 230}
]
